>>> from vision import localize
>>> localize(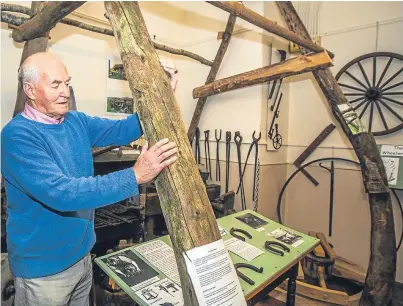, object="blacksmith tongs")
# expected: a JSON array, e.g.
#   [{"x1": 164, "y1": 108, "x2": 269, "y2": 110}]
[
  {"x1": 234, "y1": 263, "x2": 264, "y2": 286},
  {"x1": 264, "y1": 240, "x2": 290, "y2": 257},
  {"x1": 230, "y1": 227, "x2": 252, "y2": 241}
]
